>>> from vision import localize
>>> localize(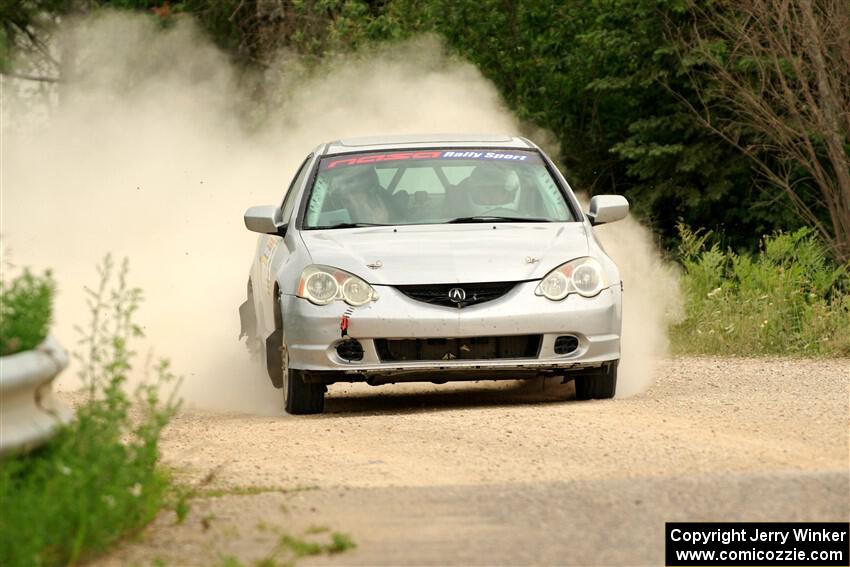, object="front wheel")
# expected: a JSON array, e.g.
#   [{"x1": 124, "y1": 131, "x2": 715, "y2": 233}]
[
  {"x1": 282, "y1": 348, "x2": 324, "y2": 414},
  {"x1": 574, "y1": 360, "x2": 618, "y2": 400}
]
